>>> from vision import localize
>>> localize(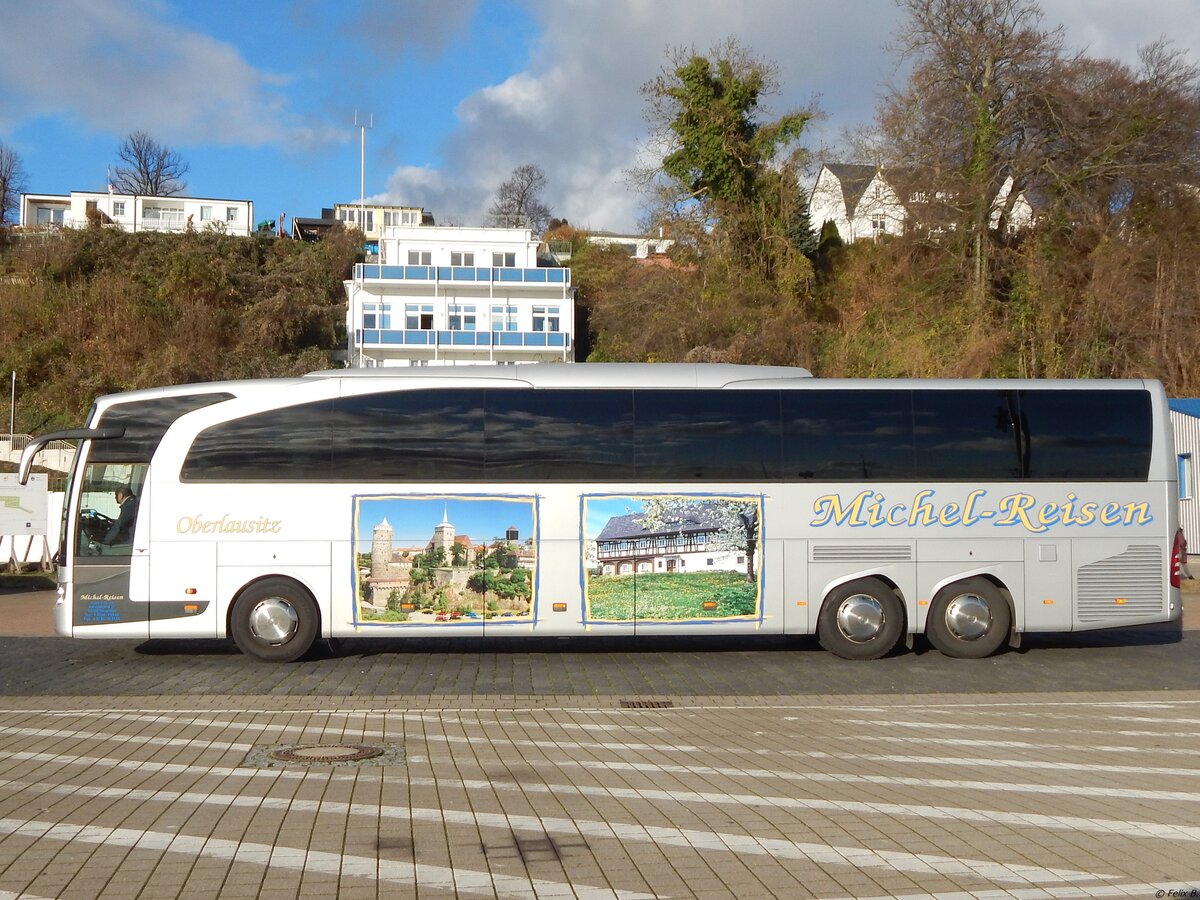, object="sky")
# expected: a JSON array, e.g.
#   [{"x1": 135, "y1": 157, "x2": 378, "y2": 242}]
[
  {"x1": 356, "y1": 495, "x2": 535, "y2": 550},
  {"x1": 2, "y1": 0, "x2": 1198, "y2": 234}
]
